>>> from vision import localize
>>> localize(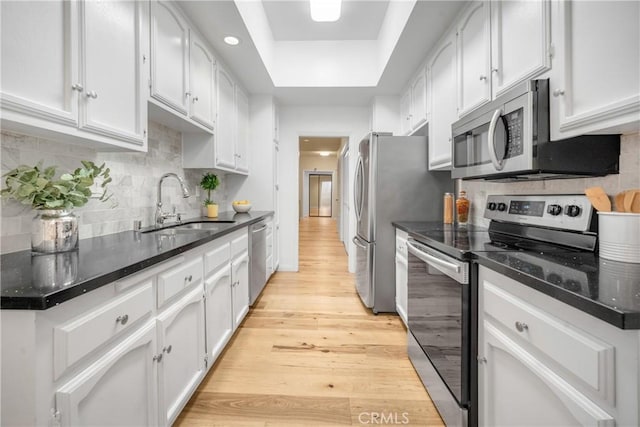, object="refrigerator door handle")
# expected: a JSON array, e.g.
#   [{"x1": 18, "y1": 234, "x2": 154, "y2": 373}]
[
  {"x1": 352, "y1": 236, "x2": 368, "y2": 249},
  {"x1": 354, "y1": 156, "x2": 364, "y2": 221}
]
